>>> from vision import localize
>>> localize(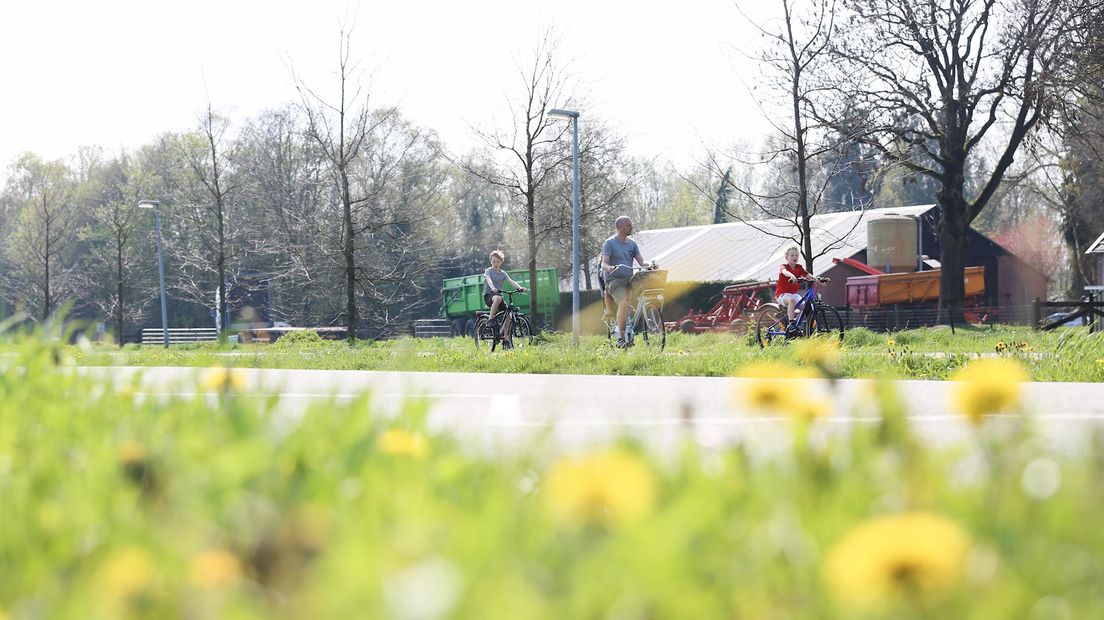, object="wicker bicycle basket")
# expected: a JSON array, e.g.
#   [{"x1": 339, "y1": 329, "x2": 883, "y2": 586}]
[{"x1": 630, "y1": 269, "x2": 668, "y2": 290}]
